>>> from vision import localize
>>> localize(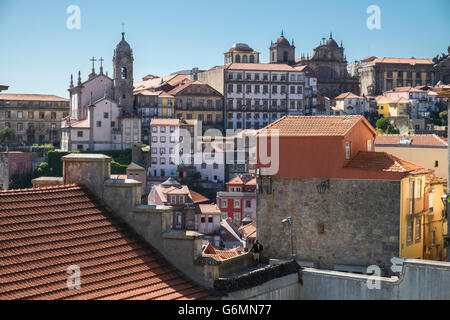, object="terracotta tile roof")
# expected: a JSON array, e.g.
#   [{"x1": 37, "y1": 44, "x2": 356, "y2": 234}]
[
  {"x1": 150, "y1": 118, "x2": 197, "y2": 126},
  {"x1": 0, "y1": 185, "x2": 214, "y2": 300},
  {"x1": 70, "y1": 119, "x2": 90, "y2": 128},
  {"x1": 385, "y1": 86, "x2": 425, "y2": 93},
  {"x1": 189, "y1": 190, "x2": 210, "y2": 204},
  {"x1": 345, "y1": 151, "x2": 428, "y2": 174},
  {"x1": 0, "y1": 94, "x2": 69, "y2": 102},
  {"x1": 372, "y1": 57, "x2": 433, "y2": 65},
  {"x1": 375, "y1": 134, "x2": 448, "y2": 147},
  {"x1": 227, "y1": 174, "x2": 255, "y2": 186},
  {"x1": 334, "y1": 92, "x2": 364, "y2": 100},
  {"x1": 195, "y1": 204, "x2": 220, "y2": 215},
  {"x1": 202, "y1": 244, "x2": 243, "y2": 261},
  {"x1": 239, "y1": 221, "x2": 256, "y2": 239},
  {"x1": 376, "y1": 96, "x2": 410, "y2": 104},
  {"x1": 225, "y1": 63, "x2": 299, "y2": 72},
  {"x1": 258, "y1": 115, "x2": 375, "y2": 137}
]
